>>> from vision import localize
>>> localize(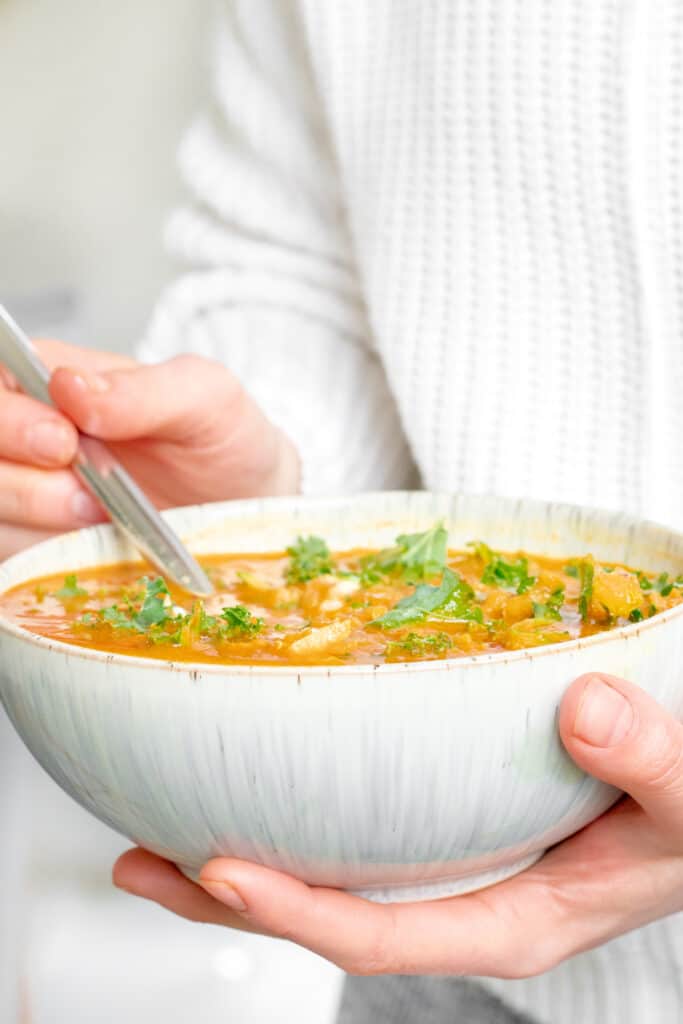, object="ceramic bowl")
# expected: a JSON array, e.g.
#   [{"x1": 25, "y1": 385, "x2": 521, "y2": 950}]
[{"x1": 2, "y1": 492, "x2": 683, "y2": 904}]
